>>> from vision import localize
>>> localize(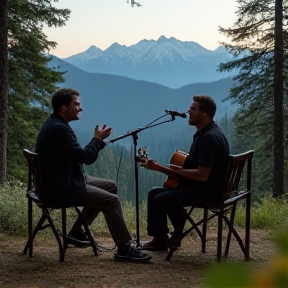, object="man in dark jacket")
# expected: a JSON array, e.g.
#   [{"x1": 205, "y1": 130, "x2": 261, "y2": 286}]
[{"x1": 35, "y1": 88, "x2": 151, "y2": 263}]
